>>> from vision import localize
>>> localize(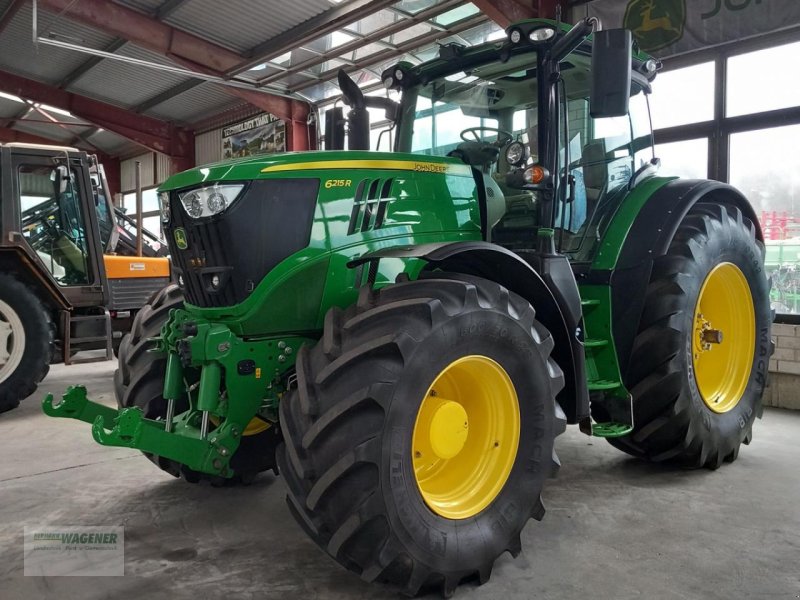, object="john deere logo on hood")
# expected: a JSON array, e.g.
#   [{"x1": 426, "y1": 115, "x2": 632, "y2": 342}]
[
  {"x1": 174, "y1": 227, "x2": 188, "y2": 250},
  {"x1": 624, "y1": 0, "x2": 686, "y2": 52}
]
